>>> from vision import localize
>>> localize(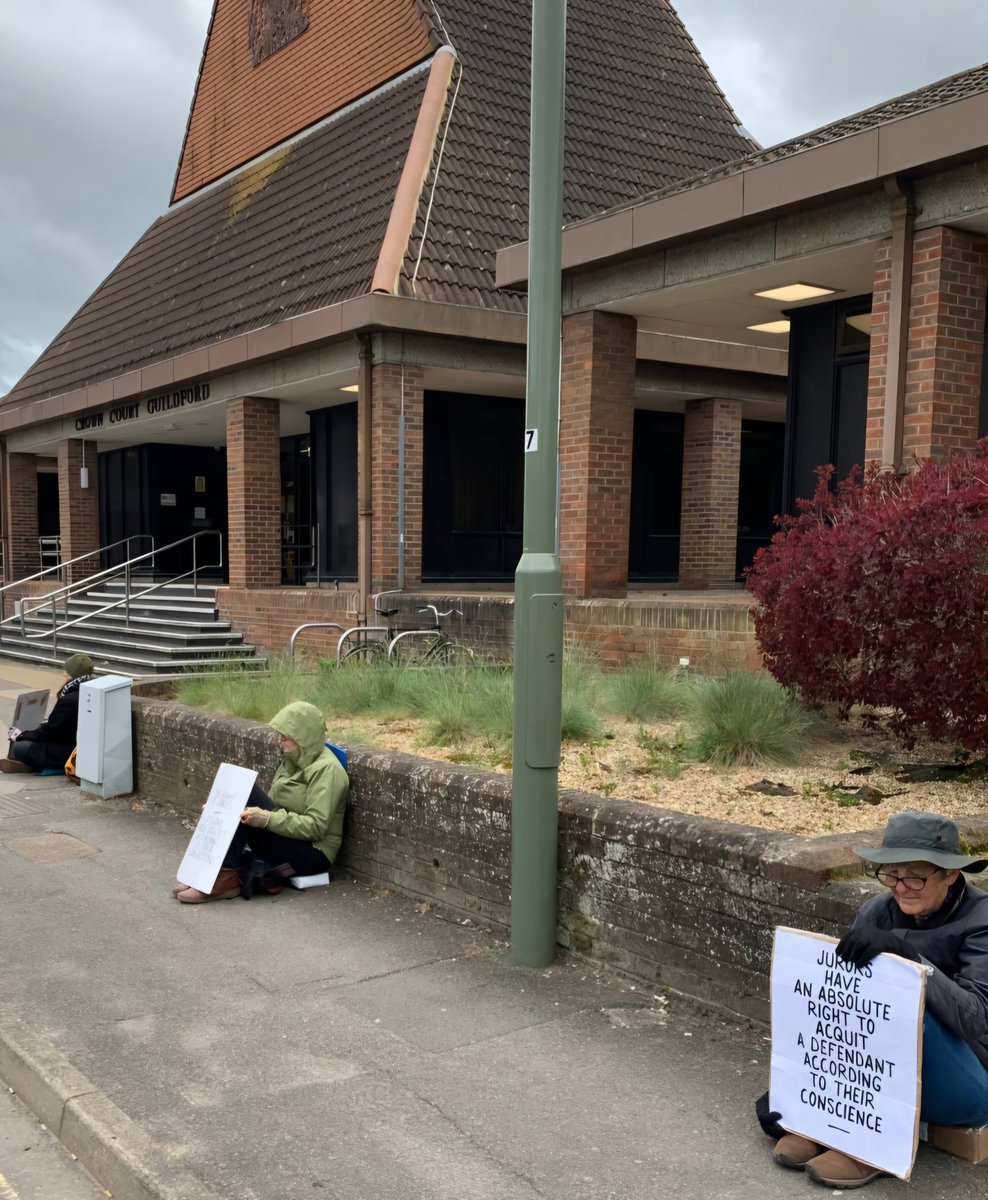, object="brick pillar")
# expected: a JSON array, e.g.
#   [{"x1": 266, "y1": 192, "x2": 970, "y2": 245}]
[
  {"x1": 865, "y1": 240, "x2": 893, "y2": 464},
  {"x1": 559, "y1": 311, "x2": 636, "y2": 597},
  {"x1": 371, "y1": 363, "x2": 423, "y2": 590},
  {"x1": 902, "y1": 227, "x2": 988, "y2": 461},
  {"x1": 4, "y1": 452, "x2": 39, "y2": 581},
  {"x1": 57, "y1": 440, "x2": 100, "y2": 582},
  {"x1": 678, "y1": 397, "x2": 742, "y2": 589},
  {"x1": 227, "y1": 396, "x2": 281, "y2": 589}
]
